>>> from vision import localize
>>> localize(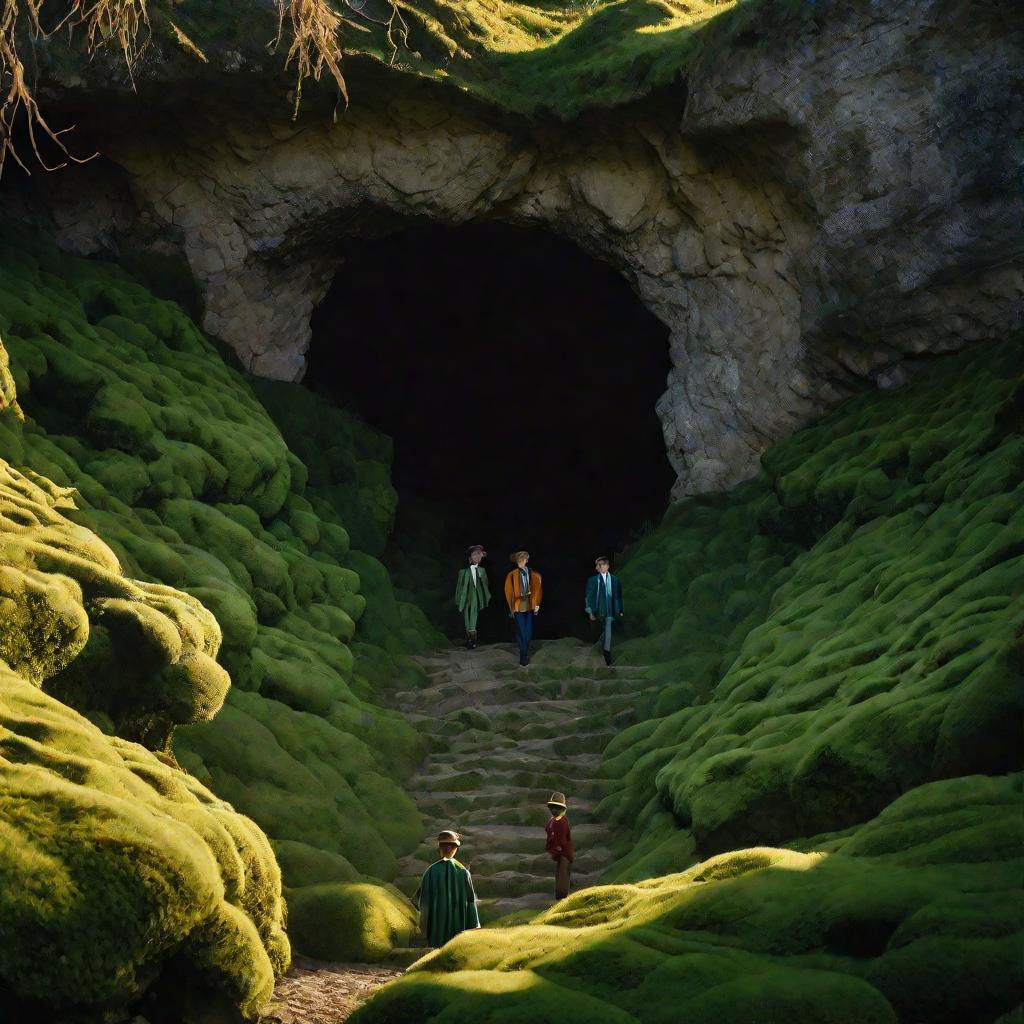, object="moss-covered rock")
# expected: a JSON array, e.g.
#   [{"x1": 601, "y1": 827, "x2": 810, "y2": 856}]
[
  {"x1": 0, "y1": 414, "x2": 288, "y2": 1016},
  {"x1": 354, "y1": 774, "x2": 1024, "y2": 1024},
  {"x1": 0, "y1": 223, "x2": 441, "y2": 968},
  {"x1": 0, "y1": 663, "x2": 290, "y2": 1017},
  {"x1": 286, "y1": 882, "x2": 417, "y2": 962},
  {"x1": 603, "y1": 337, "x2": 1023, "y2": 876}
]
